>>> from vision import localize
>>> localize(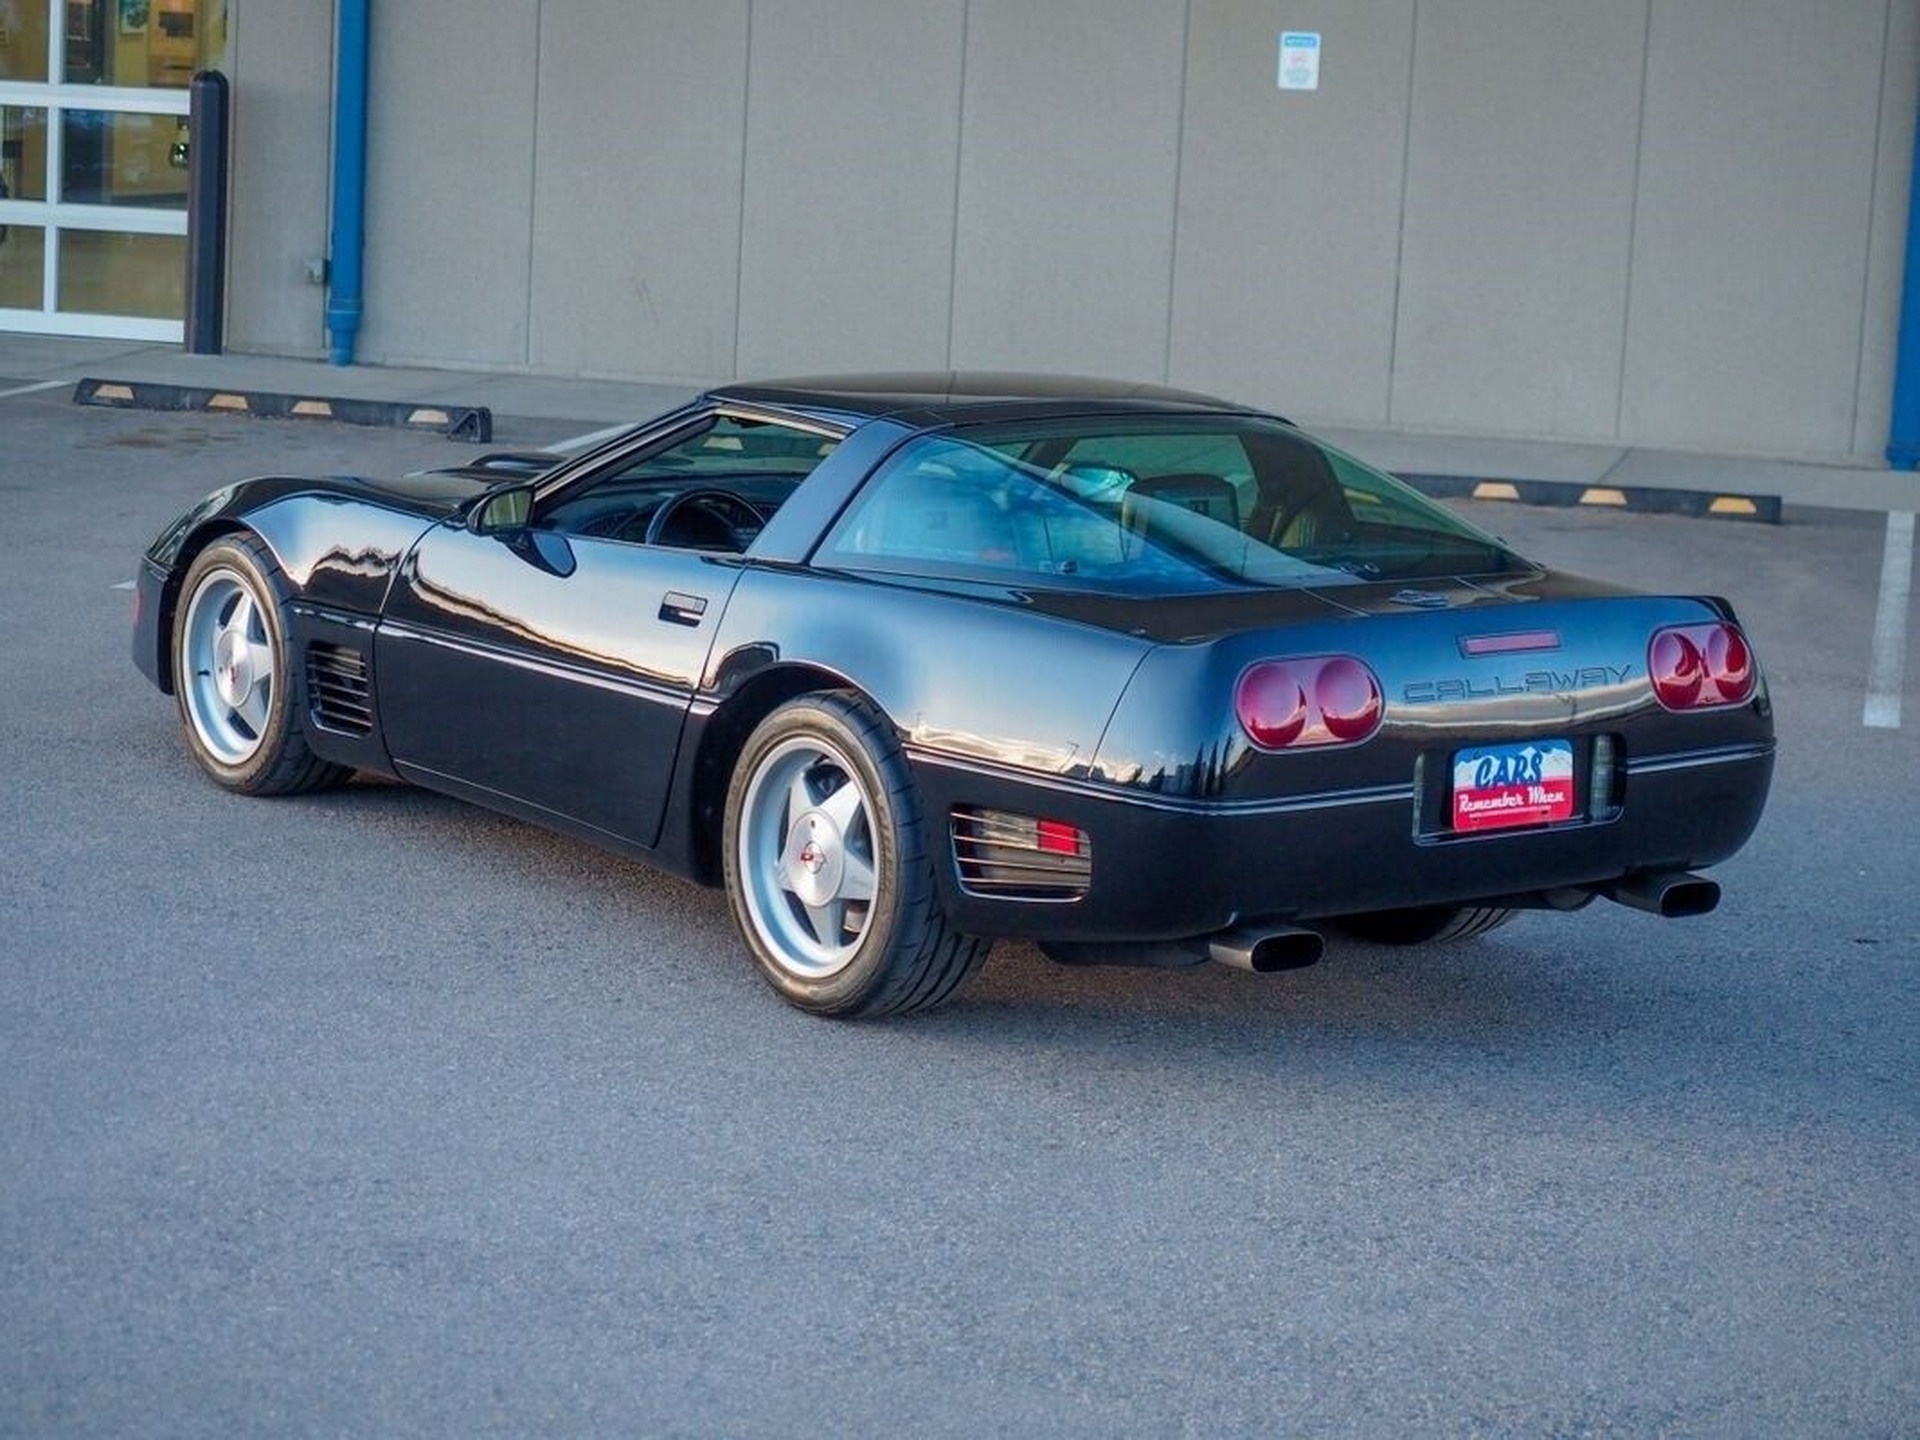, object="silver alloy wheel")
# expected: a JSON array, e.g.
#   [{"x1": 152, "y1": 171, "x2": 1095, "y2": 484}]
[
  {"x1": 736, "y1": 734, "x2": 880, "y2": 979},
  {"x1": 180, "y1": 567, "x2": 276, "y2": 766}
]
